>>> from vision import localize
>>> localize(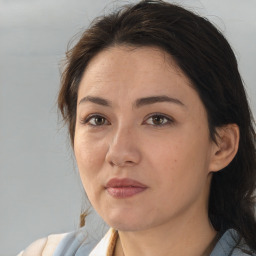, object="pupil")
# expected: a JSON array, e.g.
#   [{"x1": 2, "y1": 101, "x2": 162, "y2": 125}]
[
  {"x1": 96, "y1": 117, "x2": 104, "y2": 125},
  {"x1": 153, "y1": 116, "x2": 163, "y2": 124}
]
